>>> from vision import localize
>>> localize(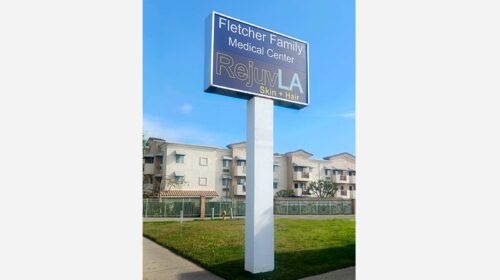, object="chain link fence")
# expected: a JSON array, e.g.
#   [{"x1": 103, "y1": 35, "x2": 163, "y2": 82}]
[{"x1": 143, "y1": 198, "x2": 353, "y2": 218}]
